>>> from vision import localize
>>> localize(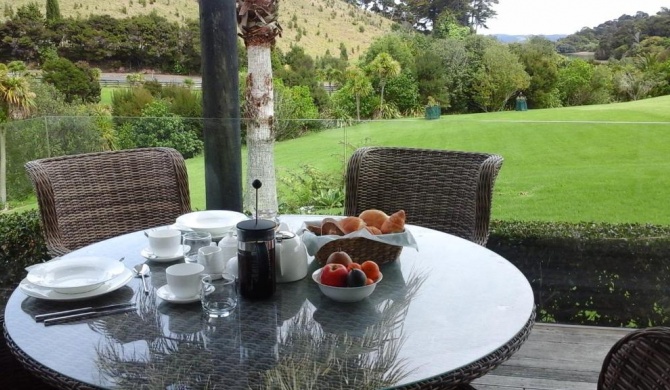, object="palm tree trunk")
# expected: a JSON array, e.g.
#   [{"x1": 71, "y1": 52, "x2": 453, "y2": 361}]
[
  {"x1": 356, "y1": 94, "x2": 361, "y2": 121},
  {"x1": 244, "y1": 44, "x2": 278, "y2": 216},
  {"x1": 380, "y1": 82, "x2": 386, "y2": 117}
]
